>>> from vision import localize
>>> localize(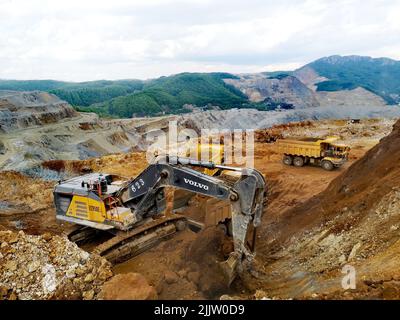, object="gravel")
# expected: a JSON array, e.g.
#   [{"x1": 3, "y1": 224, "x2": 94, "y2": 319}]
[{"x1": 0, "y1": 230, "x2": 113, "y2": 300}]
